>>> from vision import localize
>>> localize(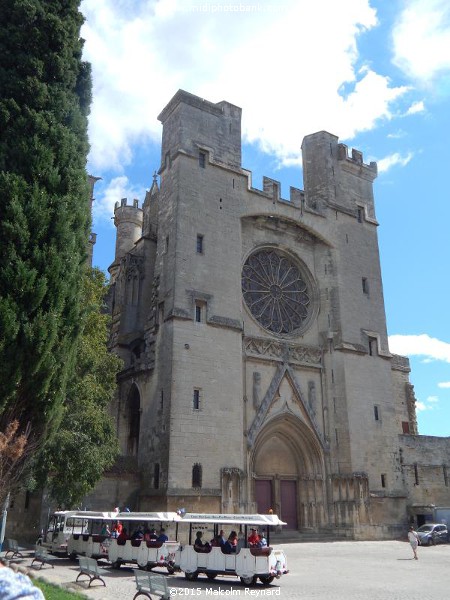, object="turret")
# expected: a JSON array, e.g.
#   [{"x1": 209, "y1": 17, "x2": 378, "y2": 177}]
[
  {"x1": 87, "y1": 175, "x2": 101, "y2": 267},
  {"x1": 302, "y1": 131, "x2": 378, "y2": 217},
  {"x1": 110, "y1": 198, "x2": 143, "y2": 280},
  {"x1": 158, "y1": 89, "x2": 242, "y2": 170}
]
